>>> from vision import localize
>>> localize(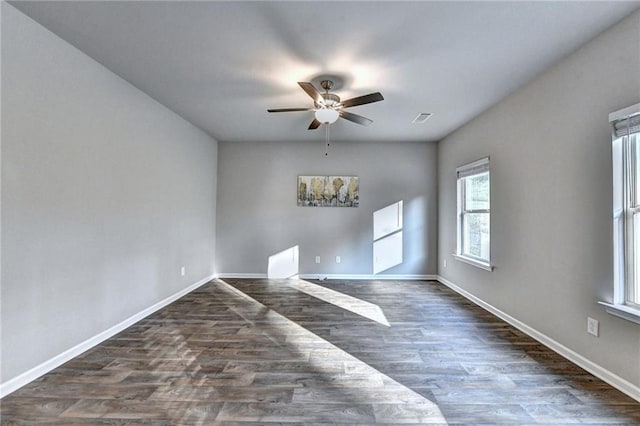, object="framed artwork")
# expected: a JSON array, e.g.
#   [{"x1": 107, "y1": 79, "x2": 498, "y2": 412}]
[{"x1": 297, "y1": 175, "x2": 359, "y2": 207}]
